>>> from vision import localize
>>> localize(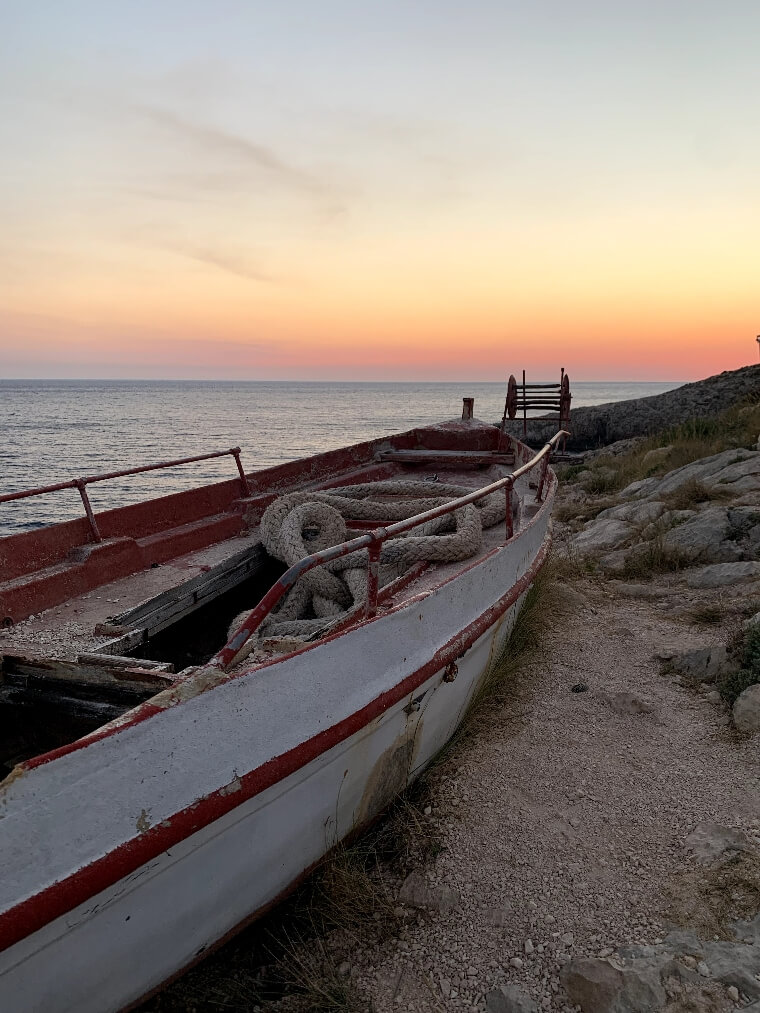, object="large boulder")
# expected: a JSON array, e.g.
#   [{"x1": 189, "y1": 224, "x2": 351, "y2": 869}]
[
  {"x1": 561, "y1": 955, "x2": 669, "y2": 1012},
  {"x1": 661, "y1": 507, "x2": 744, "y2": 563},
  {"x1": 595, "y1": 501, "x2": 667, "y2": 524},
  {"x1": 573, "y1": 519, "x2": 635, "y2": 552},
  {"x1": 667, "y1": 646, "x2": 731, "y2": 686},
  {"x1": 686, "y1": 562, "x2": 760, "y2": 588},
  {"x1": 485, "y1": 984, "x2": 538, "y2": 1013},
  {"x1": 732, "y1": 684, "x2": 760, "y2": 735},
  {"x1": 641, "y1": 445, "x2": 673, "y2": 470},
  {"x1": 620, "y1": 448, "x2": 759, "y2": 500},
  {"x1": 684, "y1": 822, "x2": 754, "y2": 862}
]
